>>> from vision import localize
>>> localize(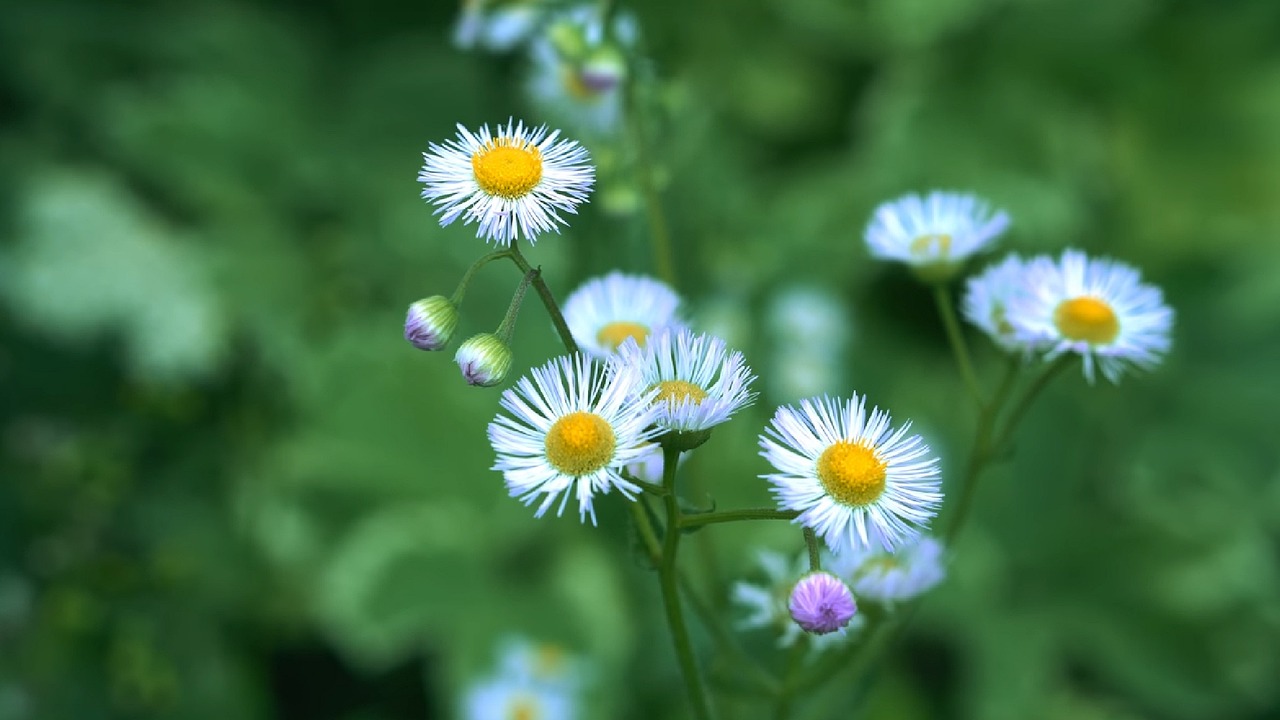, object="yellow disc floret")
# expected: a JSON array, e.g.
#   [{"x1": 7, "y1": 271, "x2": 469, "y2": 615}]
[
  {"x1": 654, "y1": 380, "x2": 708, "y2": 407},
  {"x1": 817, "y1": 441, "x2": 888, "y2": 507},
  {"x1": 596, "y1": 321, "x2": 648, "y2": 350},
  {"x1": 472, "y1": 138, "x2": 543, "y2": 199},
  {"x1": 508, "y1": 697, "x2": 540, "y2": 720},
  {"x1": 544, "y1": 411, "x2": 616, "y2": 476},
  {"x1": 910, "y1": 233, "x2": 952, "y2": 259},
  {"x1": 1054, "y1": 296, "x2": 1120, "y2": 344}
]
